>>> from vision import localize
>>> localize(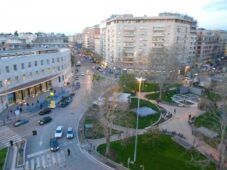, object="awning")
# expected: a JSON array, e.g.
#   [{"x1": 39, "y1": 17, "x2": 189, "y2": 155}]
[{"x1": 0, "y1": 73, "x2": 61, "y2": 96}]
